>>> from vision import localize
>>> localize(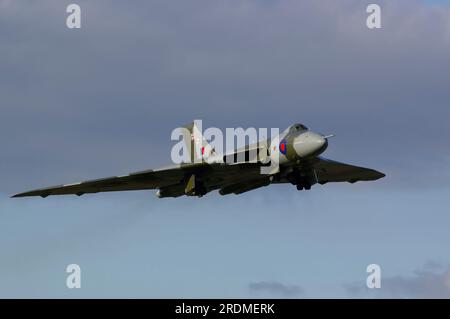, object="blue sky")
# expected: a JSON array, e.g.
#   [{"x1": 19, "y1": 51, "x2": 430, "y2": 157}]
[{"x1": 1, "y1": 0, "x2": 450, "y2": 298}]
